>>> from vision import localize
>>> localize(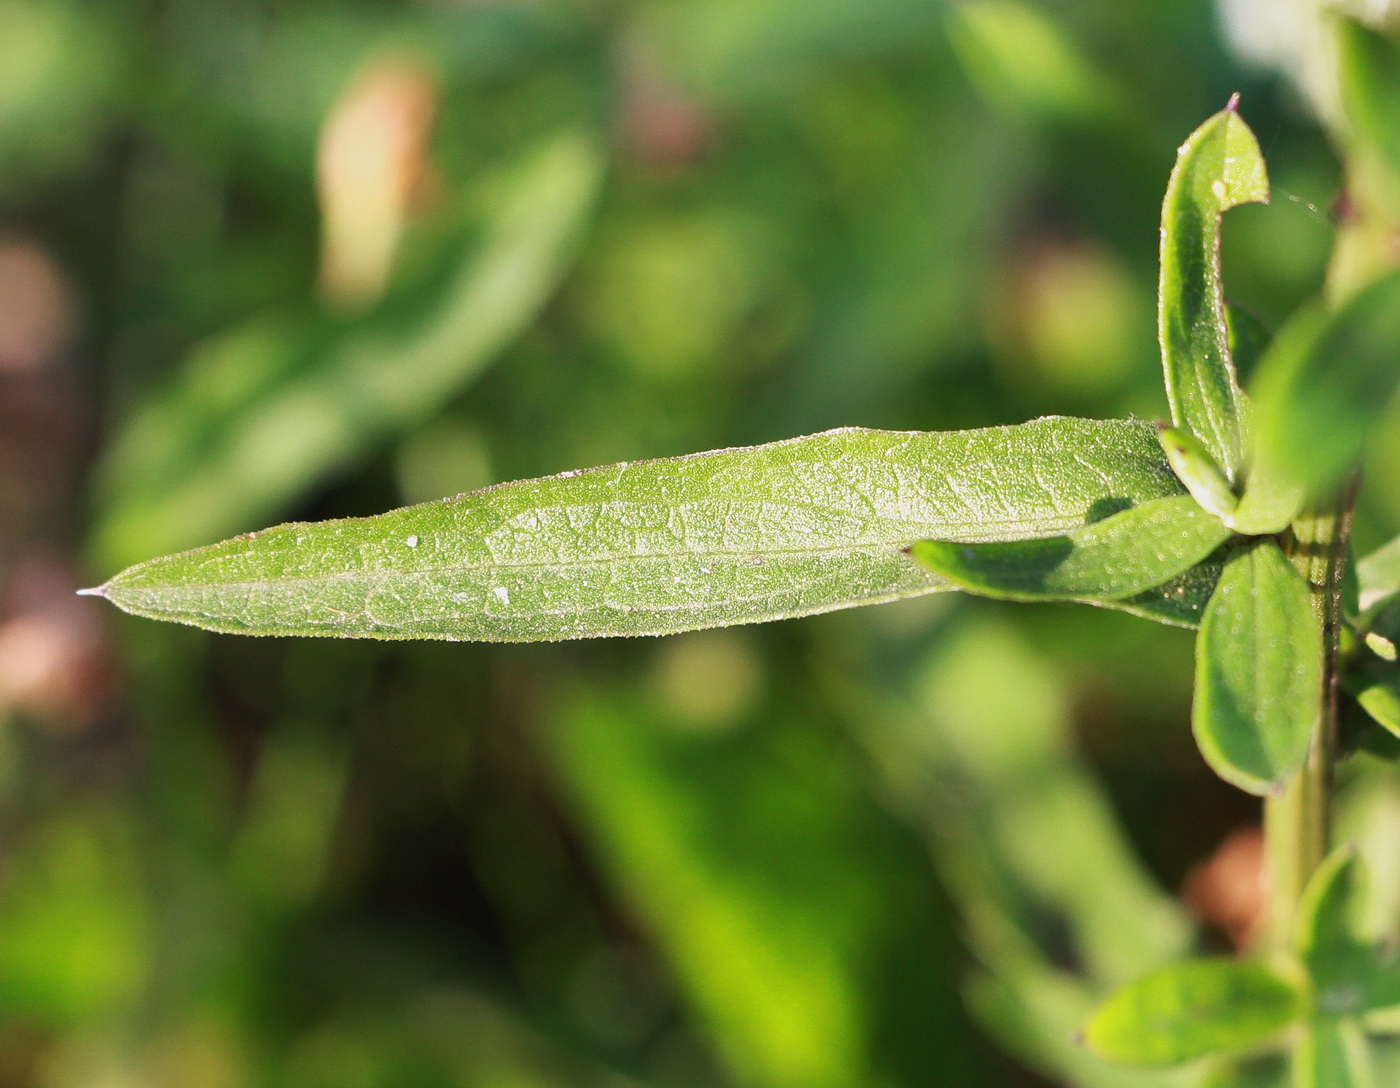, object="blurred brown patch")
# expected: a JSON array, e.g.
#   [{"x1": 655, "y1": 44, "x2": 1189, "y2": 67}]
[
  {"x1": 0, "y1": 240, "x2": 74, "y2": 376},
  {"x1": 0, "y1": 557, "x2": 113, "y2": 732},
  {"x1": 1181, "y1": 825, "x2": 1265, "y2": 950},
  {"x1": 317, "y1": 53, "x2": 440, "y2": 311},
  {"x1": 616, "y1": 40, "x2": 714, "y2": 171}
]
